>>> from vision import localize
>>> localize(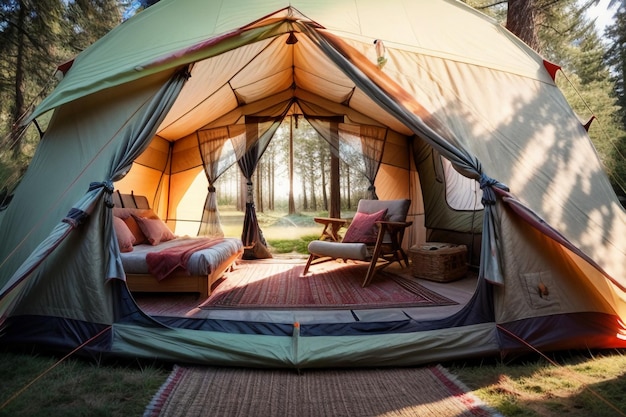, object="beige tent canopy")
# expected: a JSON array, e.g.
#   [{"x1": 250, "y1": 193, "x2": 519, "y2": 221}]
[{"x1": 0, "y1": 0, "x2": 624, "y2": 367}]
